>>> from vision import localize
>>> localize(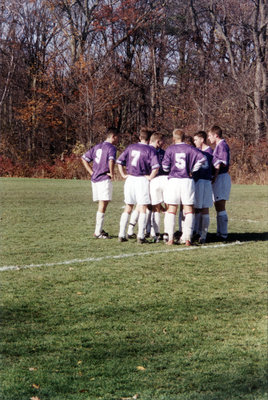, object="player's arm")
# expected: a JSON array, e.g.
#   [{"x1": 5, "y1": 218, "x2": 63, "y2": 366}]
[
  {"x1": 81, "y1": 157, "x2": 93, "y2": 177},
  {"x1": 146, "y1": 152, "x2": 160, "y2": 181},
  {"x1": 212, "y1": 153, "x2": 227, "y2": 183},
  {"x1": 191, "y1": 155, "x2": 206, "y2": 174},
  {"x1": 107, "y1": 159, "x2": 115, "y2": 179},
  {"x1": 146, "y1": 167, "x2": 159, "y2": 181},
  {"x1": 212, "y1": 163, "x2": 221, "y2": 183},
  {"x1": 117, "y1": 163, "x2": 128, "y2": 179}
]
